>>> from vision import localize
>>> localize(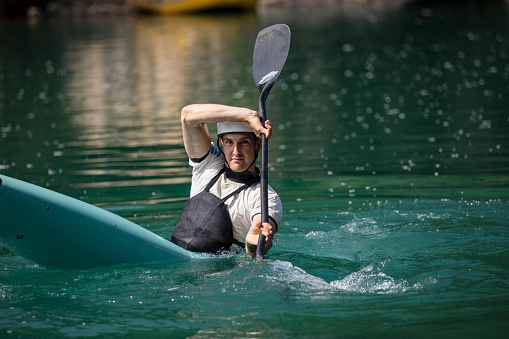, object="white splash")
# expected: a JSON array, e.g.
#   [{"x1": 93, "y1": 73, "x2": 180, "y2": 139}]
[
  {"x1": 330, "y1": 263, "x2": 410, "y2": 294},
  {"x1": 341, "y1": 217, "x2": 381, "y2": 235},
  {"x1": 268, "y1": 260, "x2": 331, "y2": 290},
  {"x1": 268, "y1": 260, "x2": 436, "y2": 295}
]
